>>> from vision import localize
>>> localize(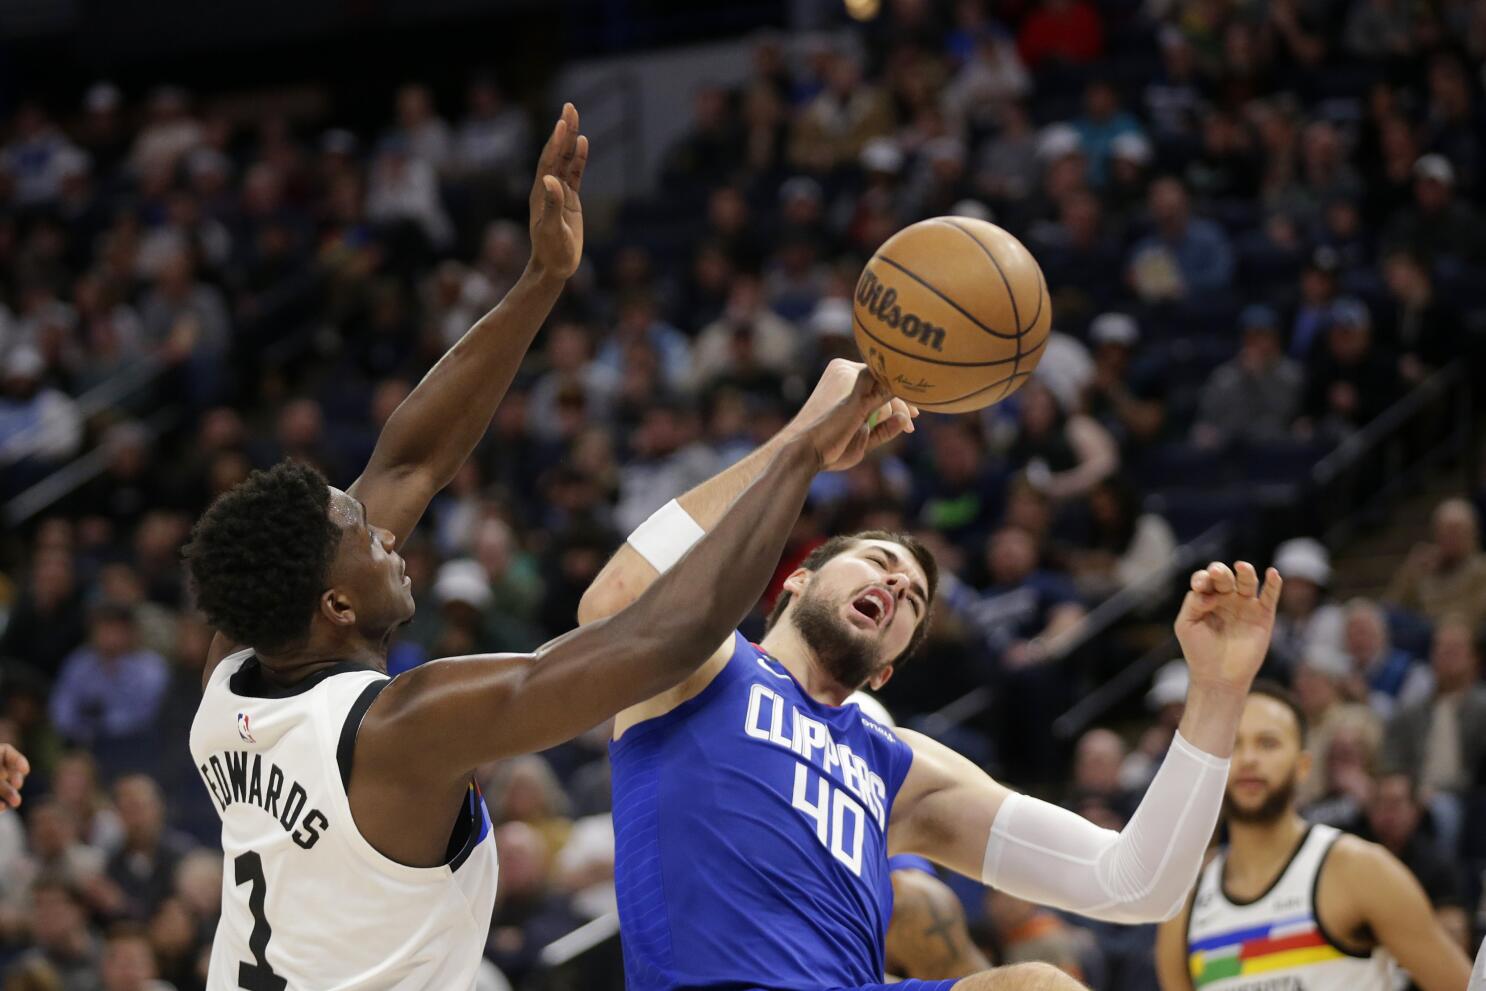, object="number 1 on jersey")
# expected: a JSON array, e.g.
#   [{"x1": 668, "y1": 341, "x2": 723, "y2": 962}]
[{"x1": 234, "y1": 852, "x2": 287, "y2": 991}]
